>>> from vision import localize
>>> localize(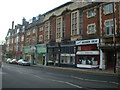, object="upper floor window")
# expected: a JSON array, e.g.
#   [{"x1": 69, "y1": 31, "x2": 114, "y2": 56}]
[
  {"x1": 21, "y1": 35, "x2": 24, "y2": 41},
  {"x1": 71, "y1": 11, "x2": 79, "y2": 35},
  {"x1": 62, "y1": 17, "x2": 65, "y2": 38},
  {"x1": 56, "y1": 17, "x2": 62, "y2": 39},
  {"x1": 27, "y1": 30, "x2": 30, "y2": 35},
  {"x1": 17, "y1": 28, "x2": 20, "y2": 33},
  {"x1": 39, "y1": 35, "x2": 43, "y2": 42},
  {"x1": 33, "y1": 28, "x2": 36, "y2": 34},
  {"x1": 79, "y1": 11, "x2": 83, "y2": 35},
  {"x1": 11, "y1": 38, "x2": 13, "y2": 43},
  {"x1": 39, "y1": 25, "x2": 43, "y2": 32},
  {"x1": 104, "y1": 3, "x2": 113, "y2": 15},
  {"x1": 104, "y1": 20, "x2": 114, "y2": 35},
  {"x1": 22, "y1": 26, "x2": 25, "y2": 32},
  {"x1": 45, "y1": 21, "x2": 50, "y2": 40},
  {"x1": 87, "y1": 9, "x2": 95, "y2": 18},
  {"x1": 87, "y1": 23, "x2": 96, "y2": 34}
]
